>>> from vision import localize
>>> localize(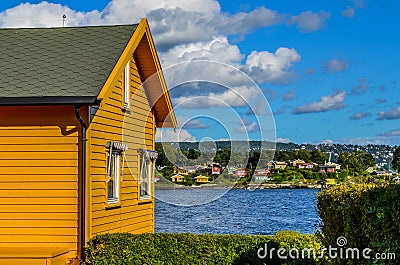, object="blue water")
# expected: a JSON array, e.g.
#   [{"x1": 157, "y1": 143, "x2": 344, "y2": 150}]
[{"x1": 155, "y1": 188, "x2": 320, "y2": 235}]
